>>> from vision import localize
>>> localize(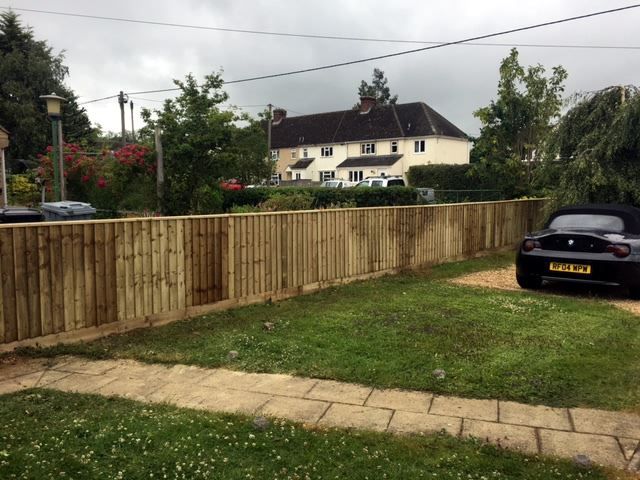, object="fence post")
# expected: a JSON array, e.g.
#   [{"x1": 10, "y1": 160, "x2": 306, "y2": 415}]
[{"x1": 227, "y1": 216, "x2": 235, "y2": 299}]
